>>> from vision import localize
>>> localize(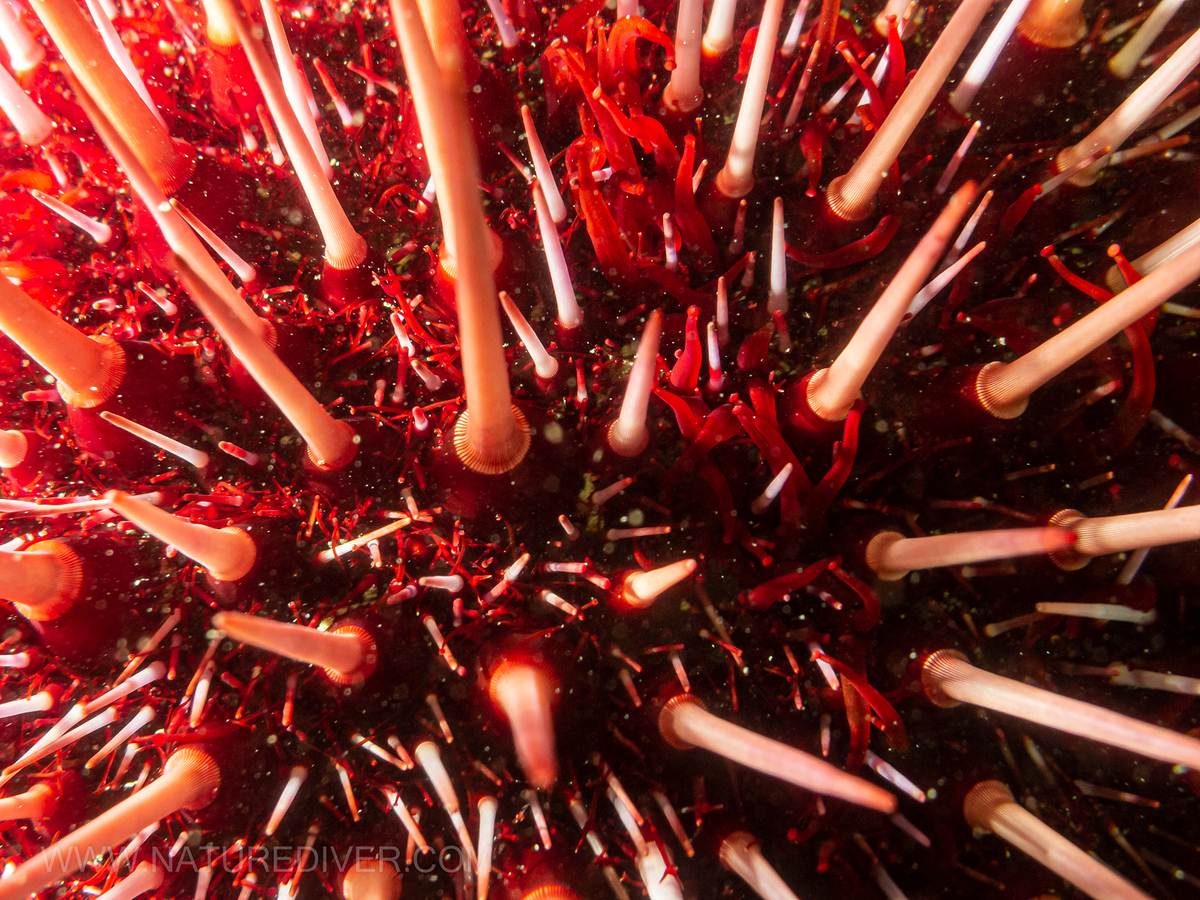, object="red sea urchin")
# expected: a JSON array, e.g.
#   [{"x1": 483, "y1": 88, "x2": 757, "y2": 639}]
[{"x1": 1, "y1": 0, "x2": 1200, "y2": 896}]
